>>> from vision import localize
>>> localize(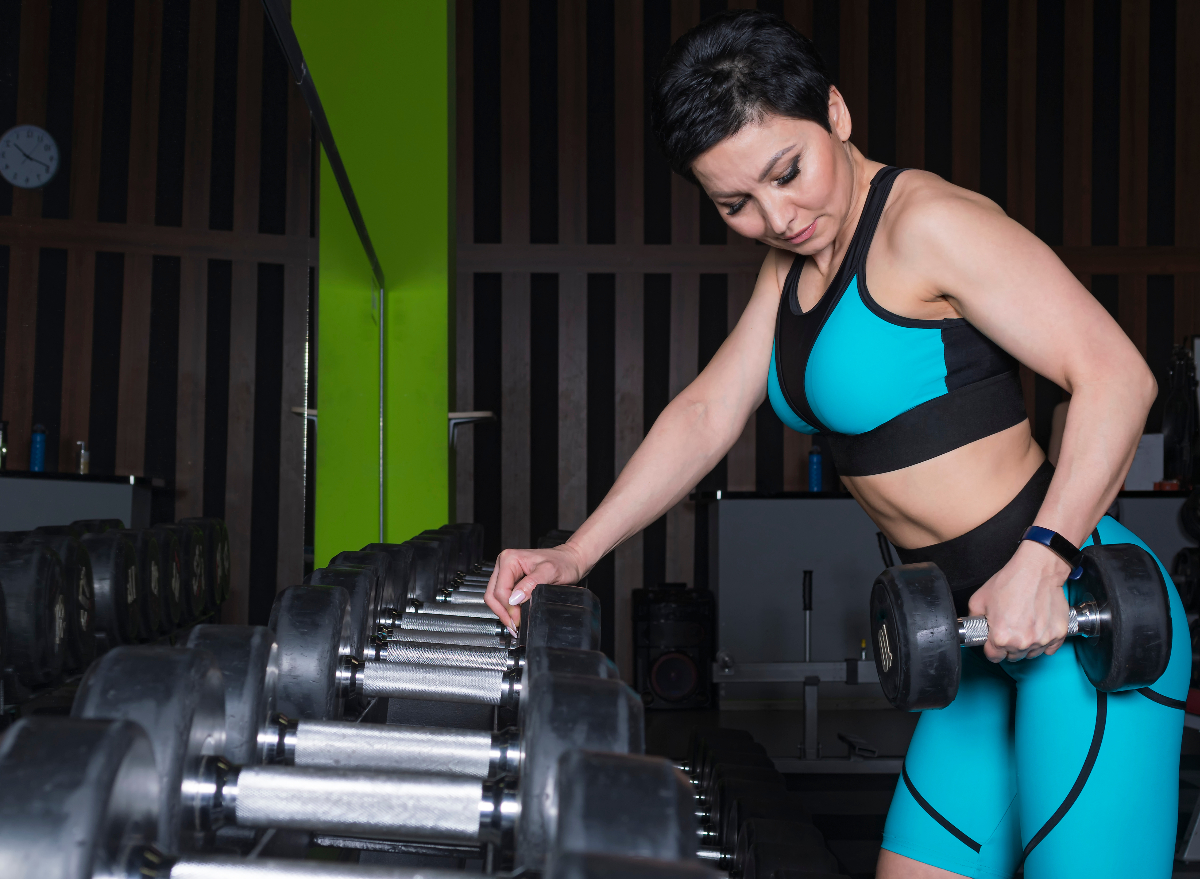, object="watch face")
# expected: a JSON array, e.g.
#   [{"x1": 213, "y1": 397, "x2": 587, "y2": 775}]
[{"x1": 0, "y1": 125, "x2": 60, "y2": 189}]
